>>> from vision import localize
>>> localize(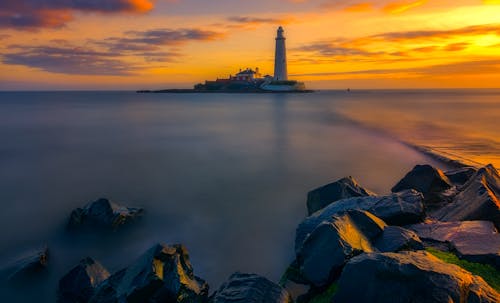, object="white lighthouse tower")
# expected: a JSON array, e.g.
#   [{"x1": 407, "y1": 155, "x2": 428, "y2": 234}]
[{"x1": 274, "y1": 26, "x2": 288, "y2": 81}]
